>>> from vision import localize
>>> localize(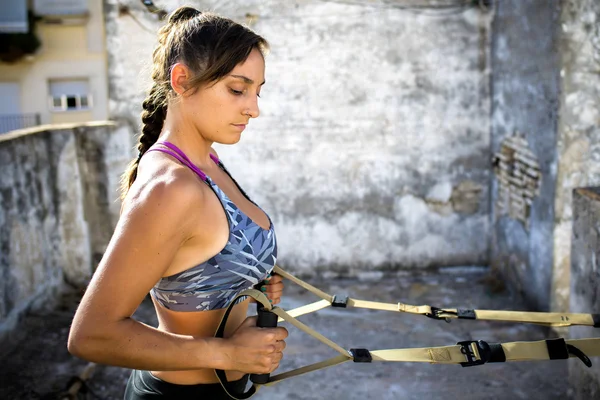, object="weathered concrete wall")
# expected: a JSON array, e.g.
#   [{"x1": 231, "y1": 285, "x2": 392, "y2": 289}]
[
  {"x1": 0, "y1": 122, "x2": 131, "y2": 340},
  {"x1": 490, "y1": 0, "x2": 561, "y2": 310},
  {"x1": 491, "y1": 0, "x2": 600, "y2": 312},
  {"x1": 105, "y1": 0, "x2": 493, "y2": 272},
  {"x1": 552, "y1": 0, "x2": 600, "y2": 313},
  {"x1": 569, "y1": 187, "x2": 600, "y2": 399}
]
